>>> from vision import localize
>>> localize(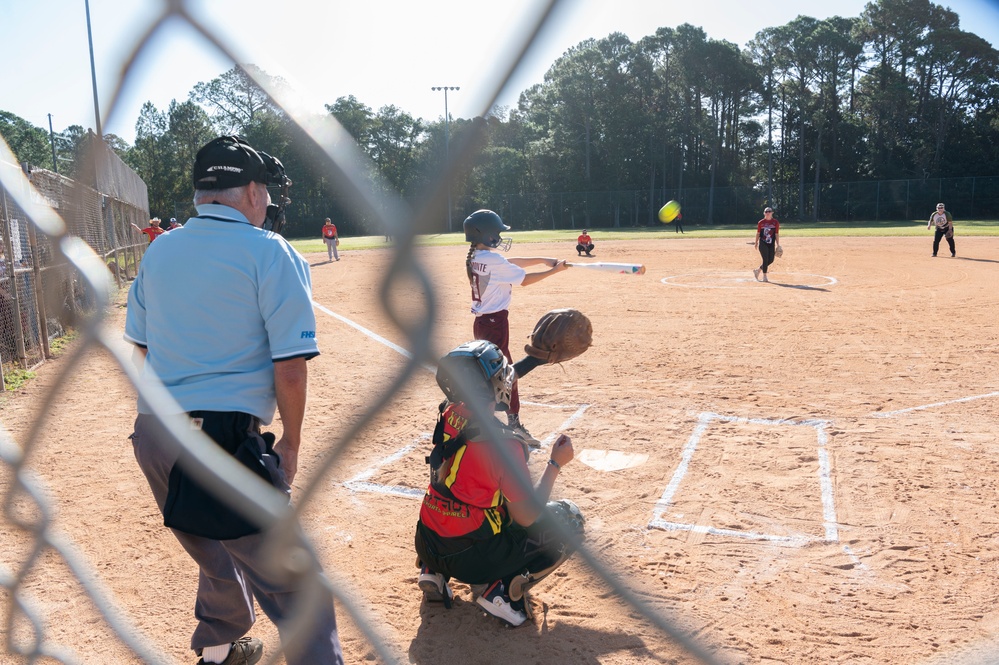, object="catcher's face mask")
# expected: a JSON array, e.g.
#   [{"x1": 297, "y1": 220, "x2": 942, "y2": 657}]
[{"x1": 436, "y1": 341, "x2": 515, "y2": 411}]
